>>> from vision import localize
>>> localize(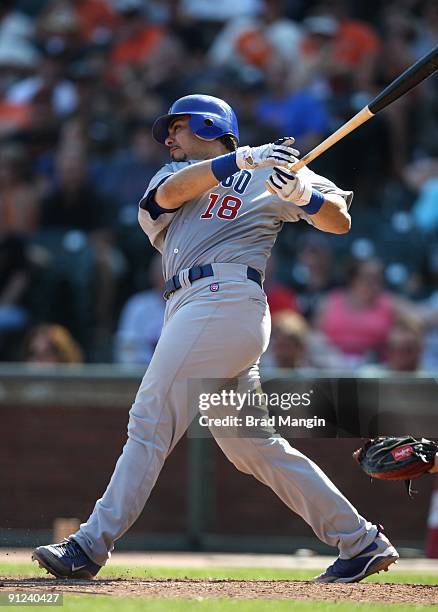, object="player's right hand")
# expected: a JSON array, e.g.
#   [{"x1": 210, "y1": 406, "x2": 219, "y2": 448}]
[{"x1": 236, "y1": 137, "x2": 300, "y2": 171}]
